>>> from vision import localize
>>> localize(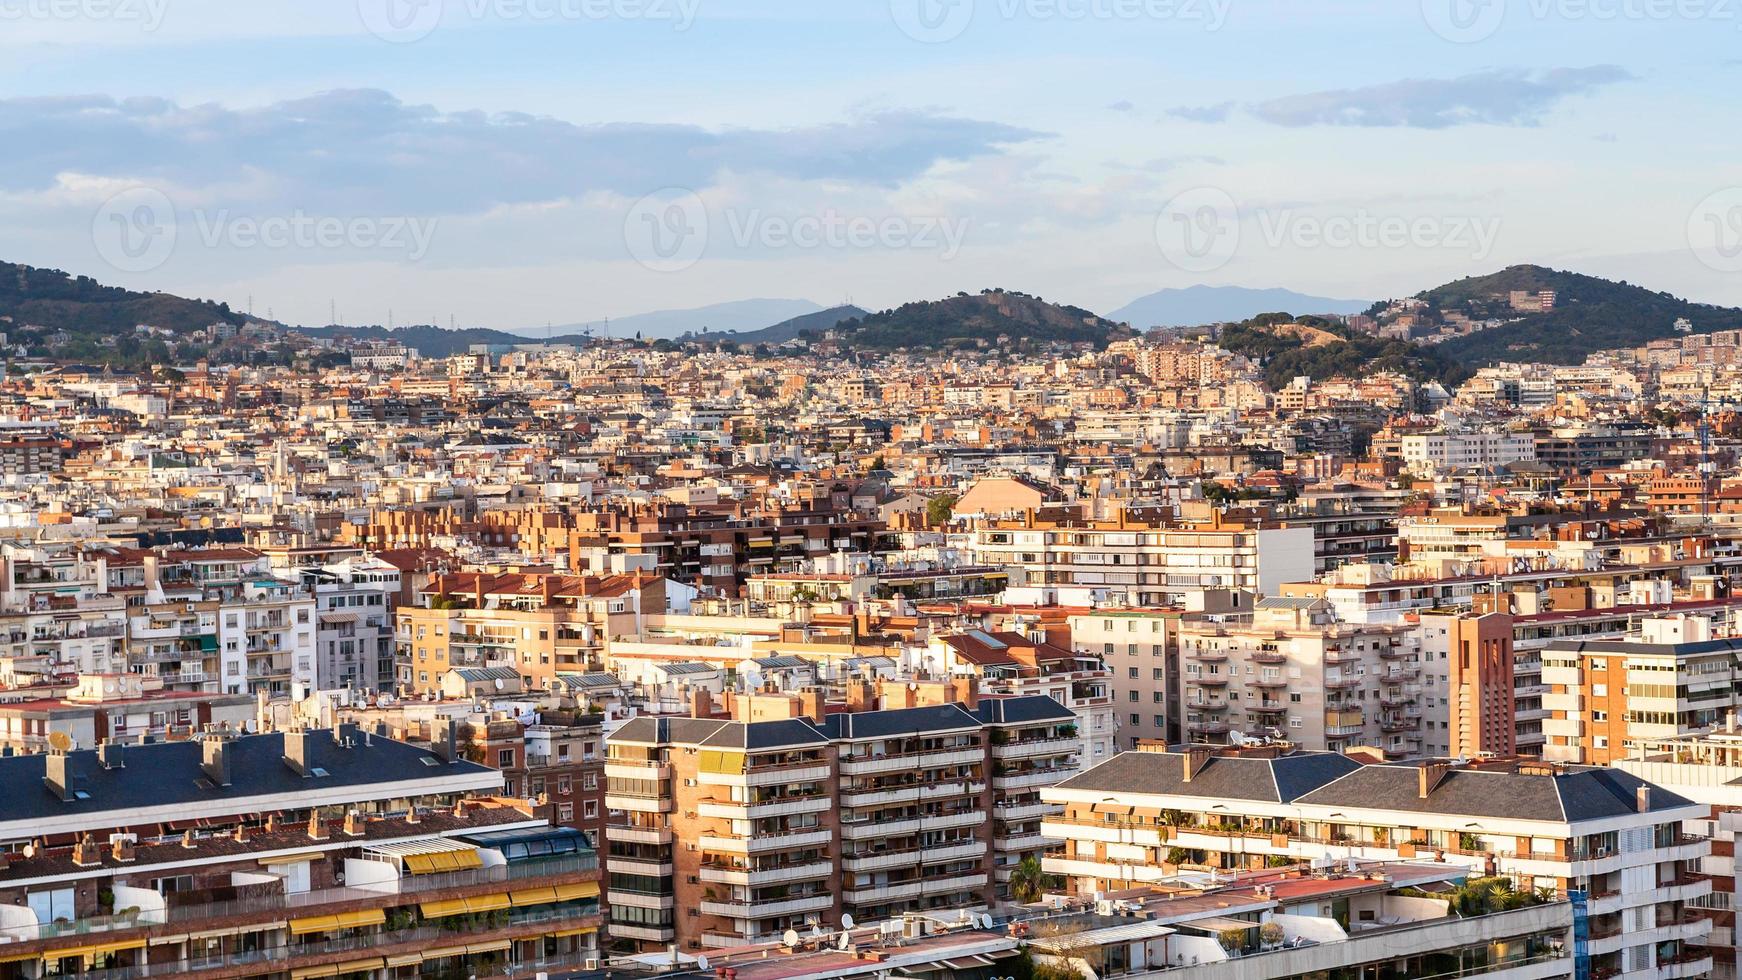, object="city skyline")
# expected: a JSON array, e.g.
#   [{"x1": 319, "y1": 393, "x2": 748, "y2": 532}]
[{"x1": 5, "y1": 0, "x2": 1741, "y2": 329}]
